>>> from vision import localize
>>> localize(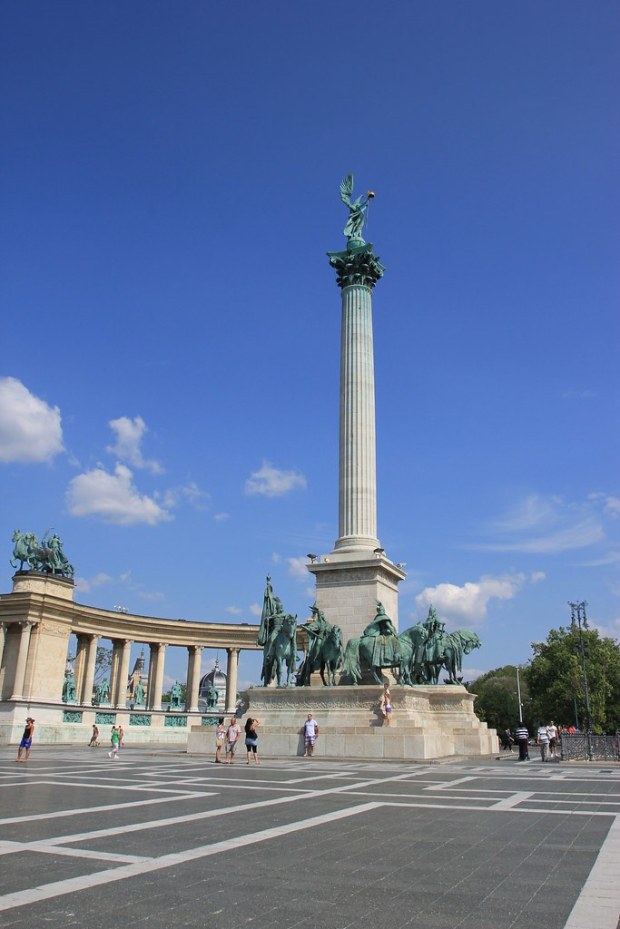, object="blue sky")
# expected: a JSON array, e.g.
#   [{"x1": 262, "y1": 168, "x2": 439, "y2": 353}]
[{"x1": 1, "y1": 1, "x2": 618, "y2": 690}]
